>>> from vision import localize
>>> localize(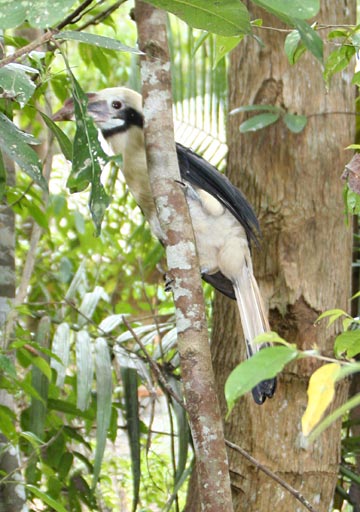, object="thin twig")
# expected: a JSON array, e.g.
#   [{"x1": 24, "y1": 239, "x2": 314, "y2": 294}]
[
  {"x1": 56, "y1": 0, "x2": 95, "y2": 29},
  {"x1": 77, "y1": 0, "x2": 126, "y2": 31},
  {"x1": 225, "y1": 440, "x2": 318, "y2": 512},
  {"x1": 122, "y1": 315, "x2": 187, "y2": 411},
  {"x1": 0, "y1": 30, "x2": 55, "y2": 68}
]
